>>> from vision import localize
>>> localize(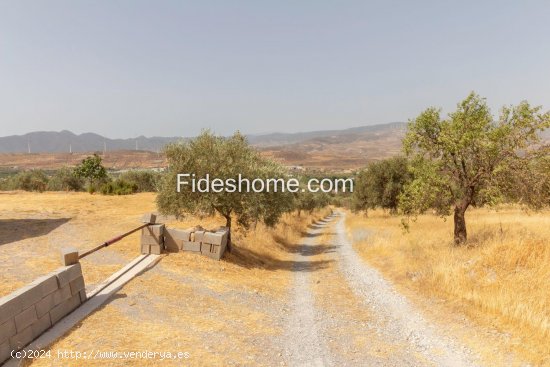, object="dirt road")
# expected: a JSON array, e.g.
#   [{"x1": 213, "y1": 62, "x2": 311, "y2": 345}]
[{"x1": 281, "y1": 212, "x2": 479, "y2": 367}]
